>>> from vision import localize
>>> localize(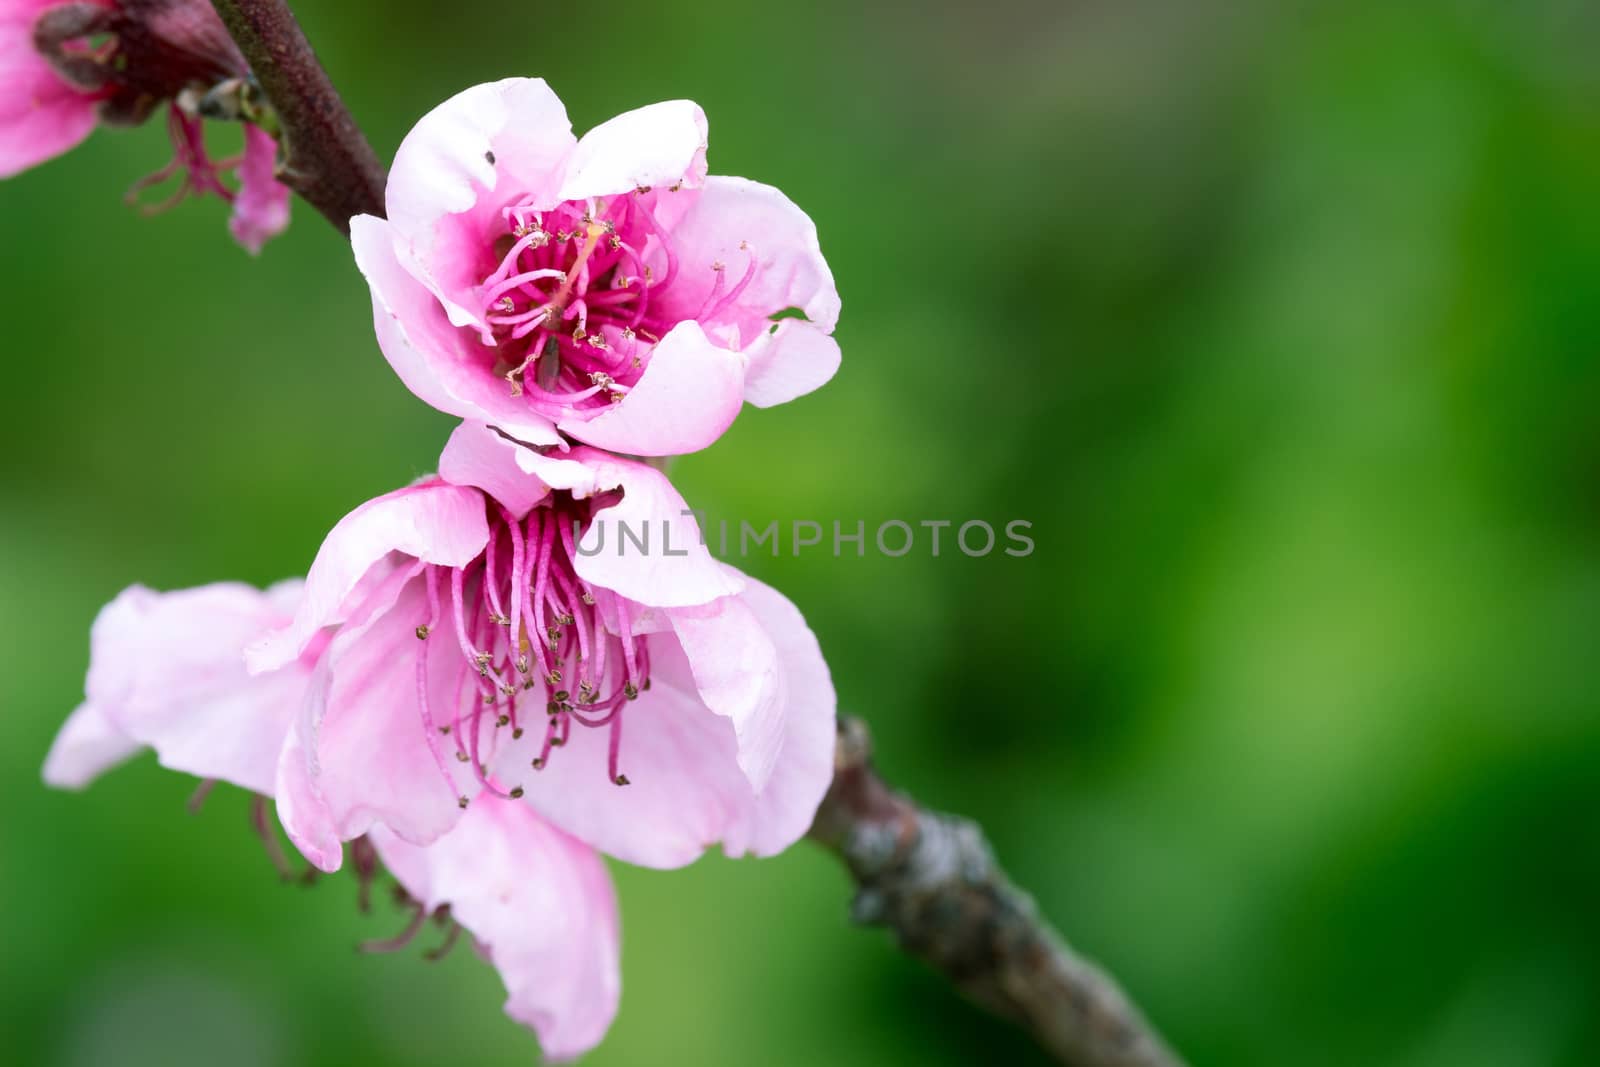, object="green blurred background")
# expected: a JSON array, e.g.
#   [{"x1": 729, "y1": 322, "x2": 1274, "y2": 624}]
[{"x1": 4, "y1": 0, "x2": 1600, "y2": 1063}]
